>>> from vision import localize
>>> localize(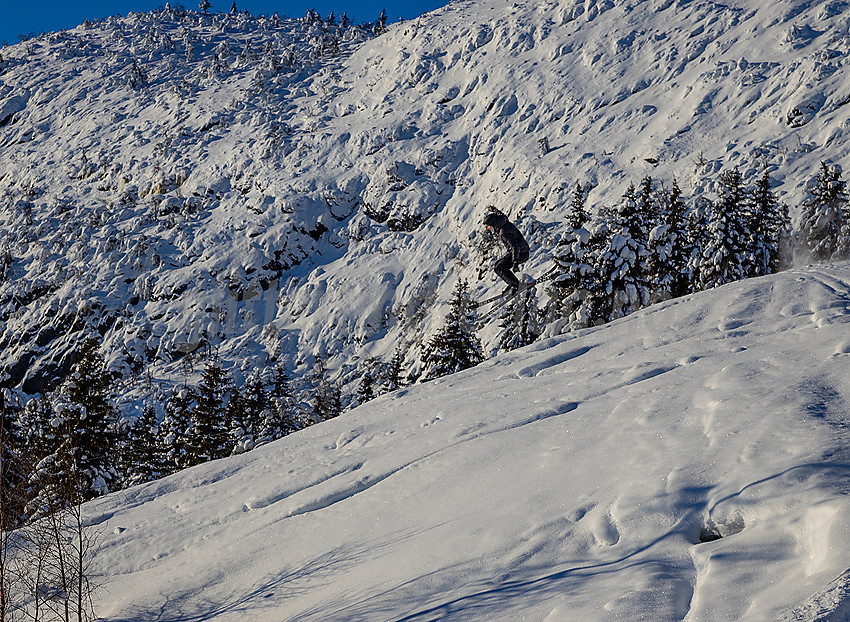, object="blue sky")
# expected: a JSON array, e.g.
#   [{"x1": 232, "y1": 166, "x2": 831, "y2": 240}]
[{"x1": 1, "y1": 0, "x2": 451, "y2": 46}]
